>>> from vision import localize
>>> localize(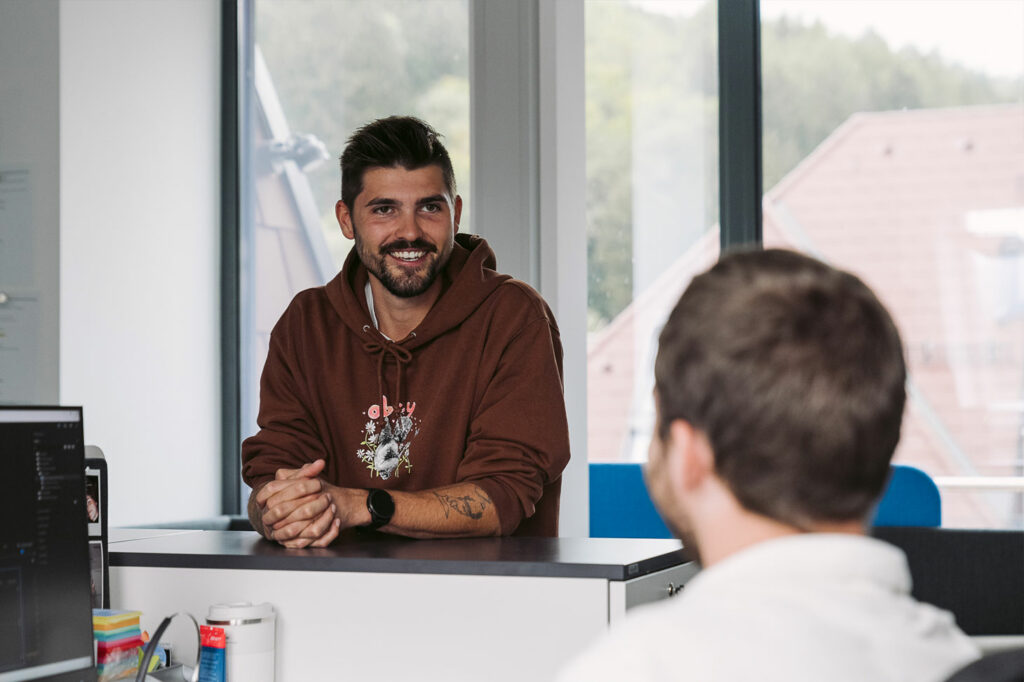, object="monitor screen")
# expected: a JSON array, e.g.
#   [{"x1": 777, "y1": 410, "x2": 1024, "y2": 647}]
[{"x1": 0, "y1": 407, "x2": 96, "y2": 682}]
